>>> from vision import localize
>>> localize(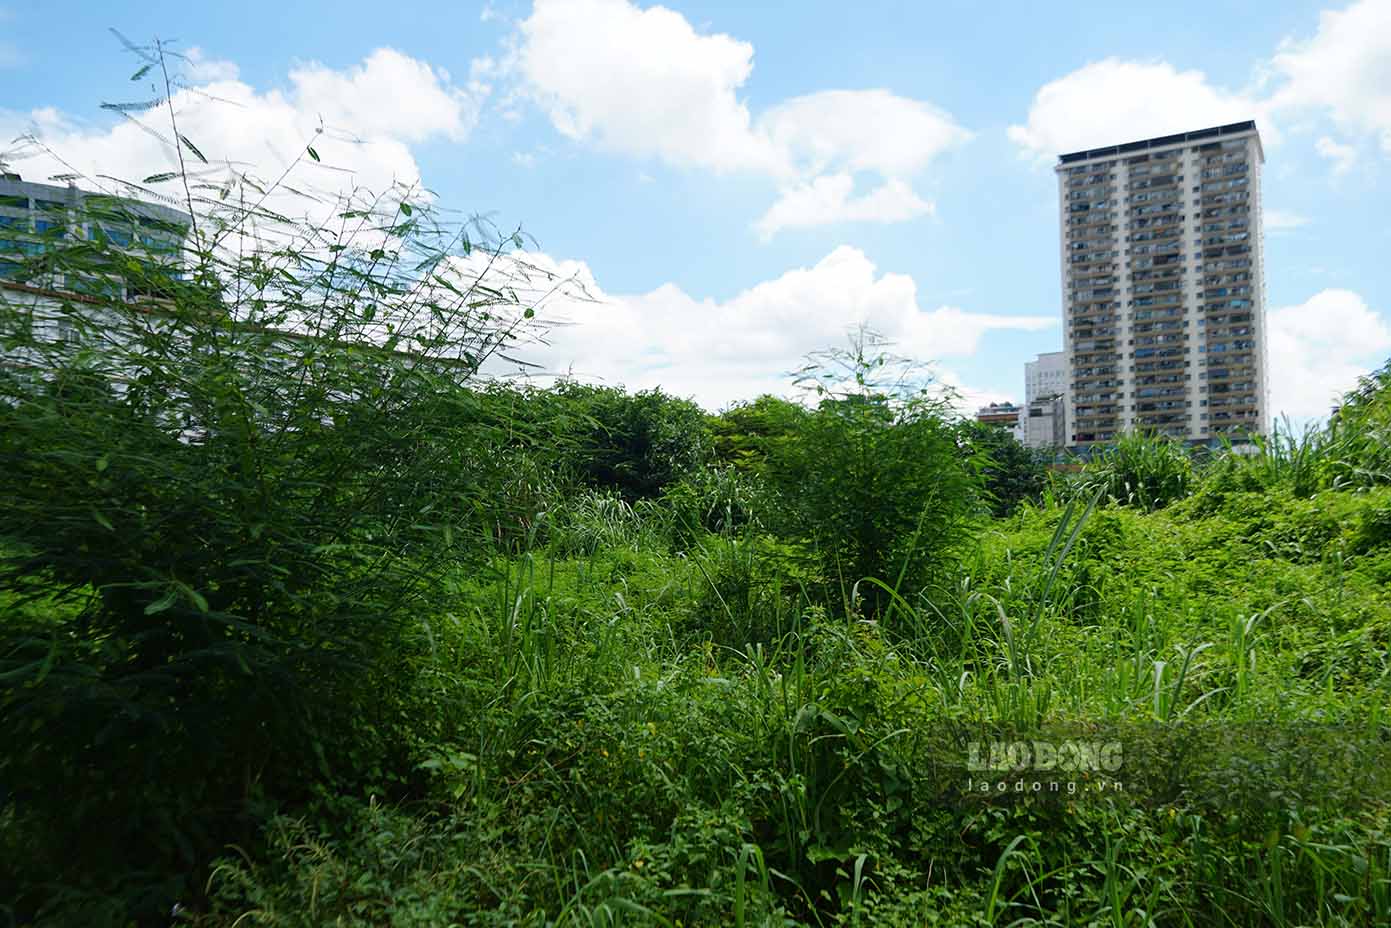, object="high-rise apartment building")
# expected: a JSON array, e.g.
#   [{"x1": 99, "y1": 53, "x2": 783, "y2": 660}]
[{"x1": 1056, "y1": 121, "x2": 1268, "y2": 447}]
